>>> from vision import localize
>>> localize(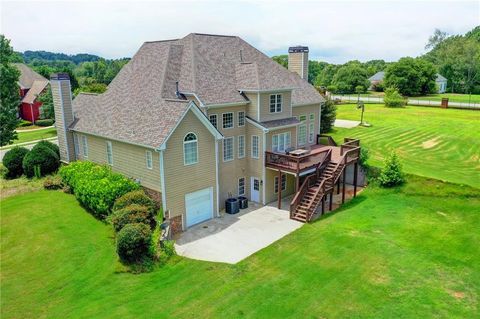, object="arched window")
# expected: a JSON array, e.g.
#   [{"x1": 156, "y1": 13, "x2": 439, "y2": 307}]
[{"x1": 183, "y1": 132, "x2": 198, "y2": 165}]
